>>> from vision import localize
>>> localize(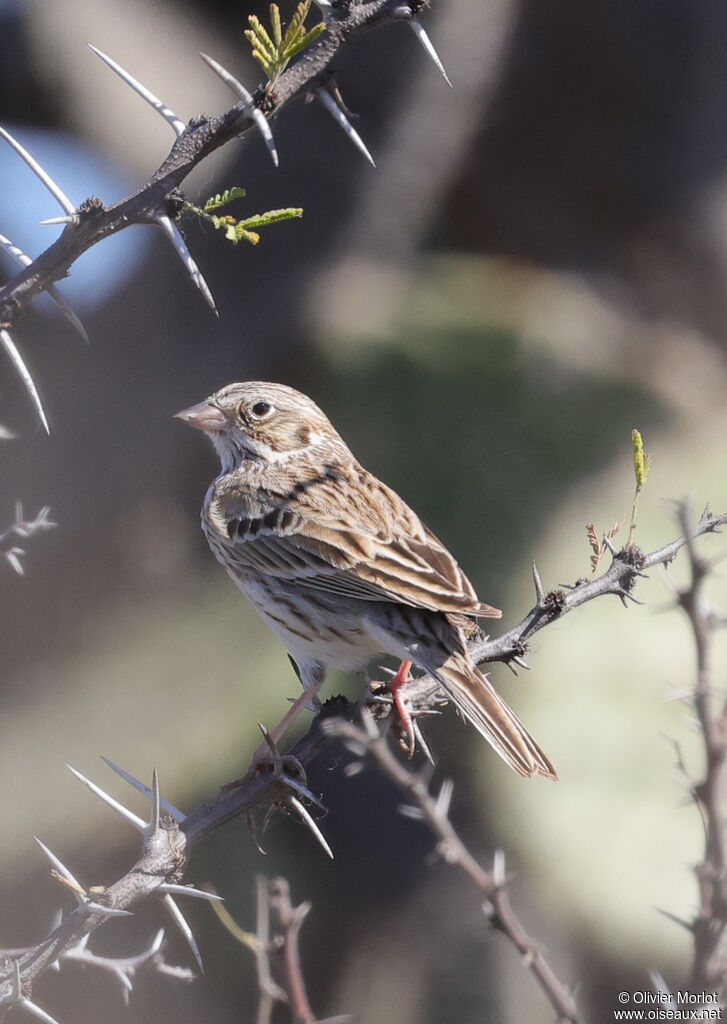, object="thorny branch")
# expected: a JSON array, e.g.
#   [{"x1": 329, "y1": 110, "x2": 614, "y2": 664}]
[
  {"x1": 1, "y1": 508, "x2": 725, "y2": 1023},
  {"x1": 327, "y1": 713, "x2": 582, "y2": 1024},
  {"x1": 657, "y1": 505, "x2": 727, "y2": 998},
  {"x1": 0, "y1": 0, "x2": 438, "y2": 331},
  {"x1": 400, "y1": 505, "x2": 727, "y2": 715}
]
